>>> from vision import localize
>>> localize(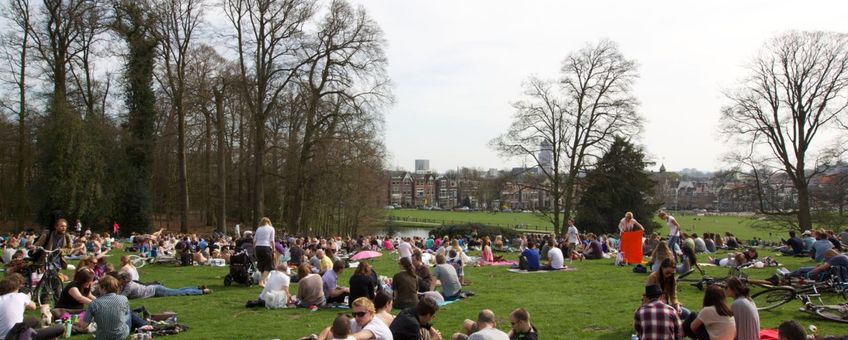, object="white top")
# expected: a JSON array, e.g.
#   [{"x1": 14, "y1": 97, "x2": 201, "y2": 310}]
[
  {"x1": 121, "y1": 265, "x2": 140, "y2": 281},
  {"x1": 2, "y1": 248, "x2": 16, "y2": 264},
  {"x1": 619, "y1": 218, "x2": 639, "y2": 233},
  {"x1": 254, "y1": 224, "x2": 275, "y2": 248},
  {"x1": 259, "y1": 270, "x2": 291, "y2": 301},
  {"x1": 548, "y1": 247, "x2": 565, "y2": 269},
  {"x1": 0, "y1": 293, "x2": 30, "y2": 338},
  {"x1": 468, "y1": 326, "x2": 510, "y2": 340},
  {"x1": 397, "y1": 241, "x2": 413, "y2": 259},
  {"x1": 666, "y1": 216, "x2": 680, "y2": 237},
  {"x1": 696, "y1": 306, "x2": 736, "y2": 340},
  {"x1": 333, "y1": 337, "x2": 355, "y2": 340},
  {"x1": 350, "y1": 315, "x2": 393, "y2": 340},
  {"x1": 566, "y1": 226, "x2": 579, "y2": 244}
]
